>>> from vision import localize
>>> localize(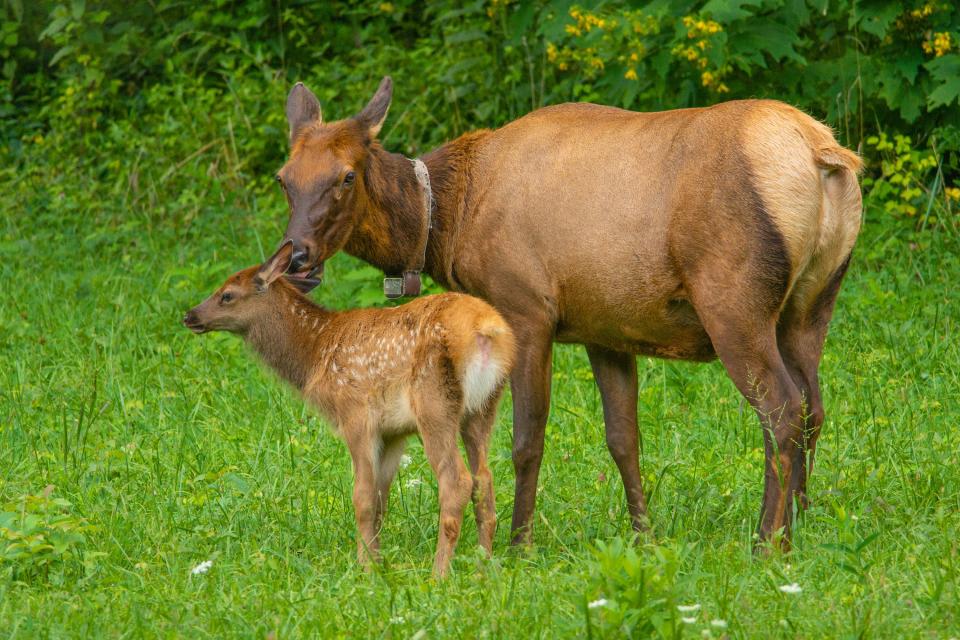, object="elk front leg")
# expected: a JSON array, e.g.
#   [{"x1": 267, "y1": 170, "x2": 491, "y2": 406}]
[
  {"x1": 508, "y1": 324, "x2": 554, "y2": 546},
  {"x1": 344, "y1": 428, "x2": 380, "y2": 568},
  {"x1": 374, "y1": 437, "x2": 407, "y2": 534},
  {"x1": 586, "y1": 345, "x2": 650, "y2": 534}
]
